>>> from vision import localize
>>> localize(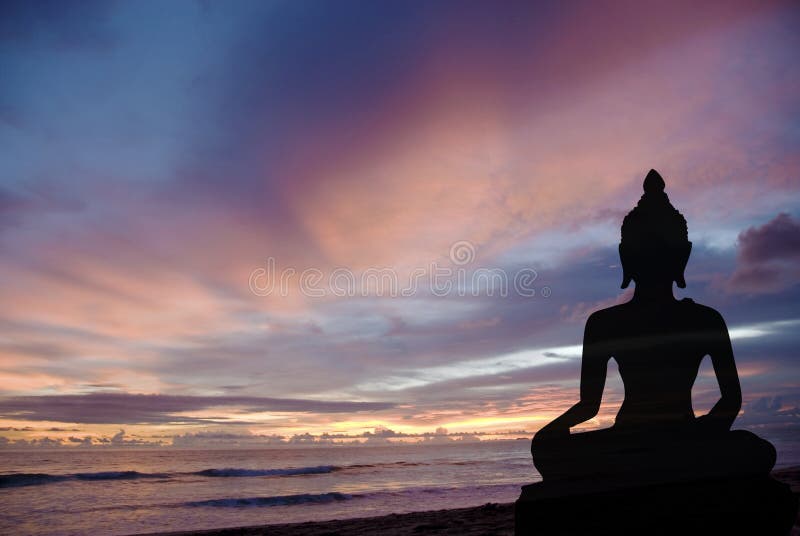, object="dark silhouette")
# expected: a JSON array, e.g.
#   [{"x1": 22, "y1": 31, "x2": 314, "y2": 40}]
[{"x1": 515, "y1": 170, "x2": 798, "y2": 534}]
